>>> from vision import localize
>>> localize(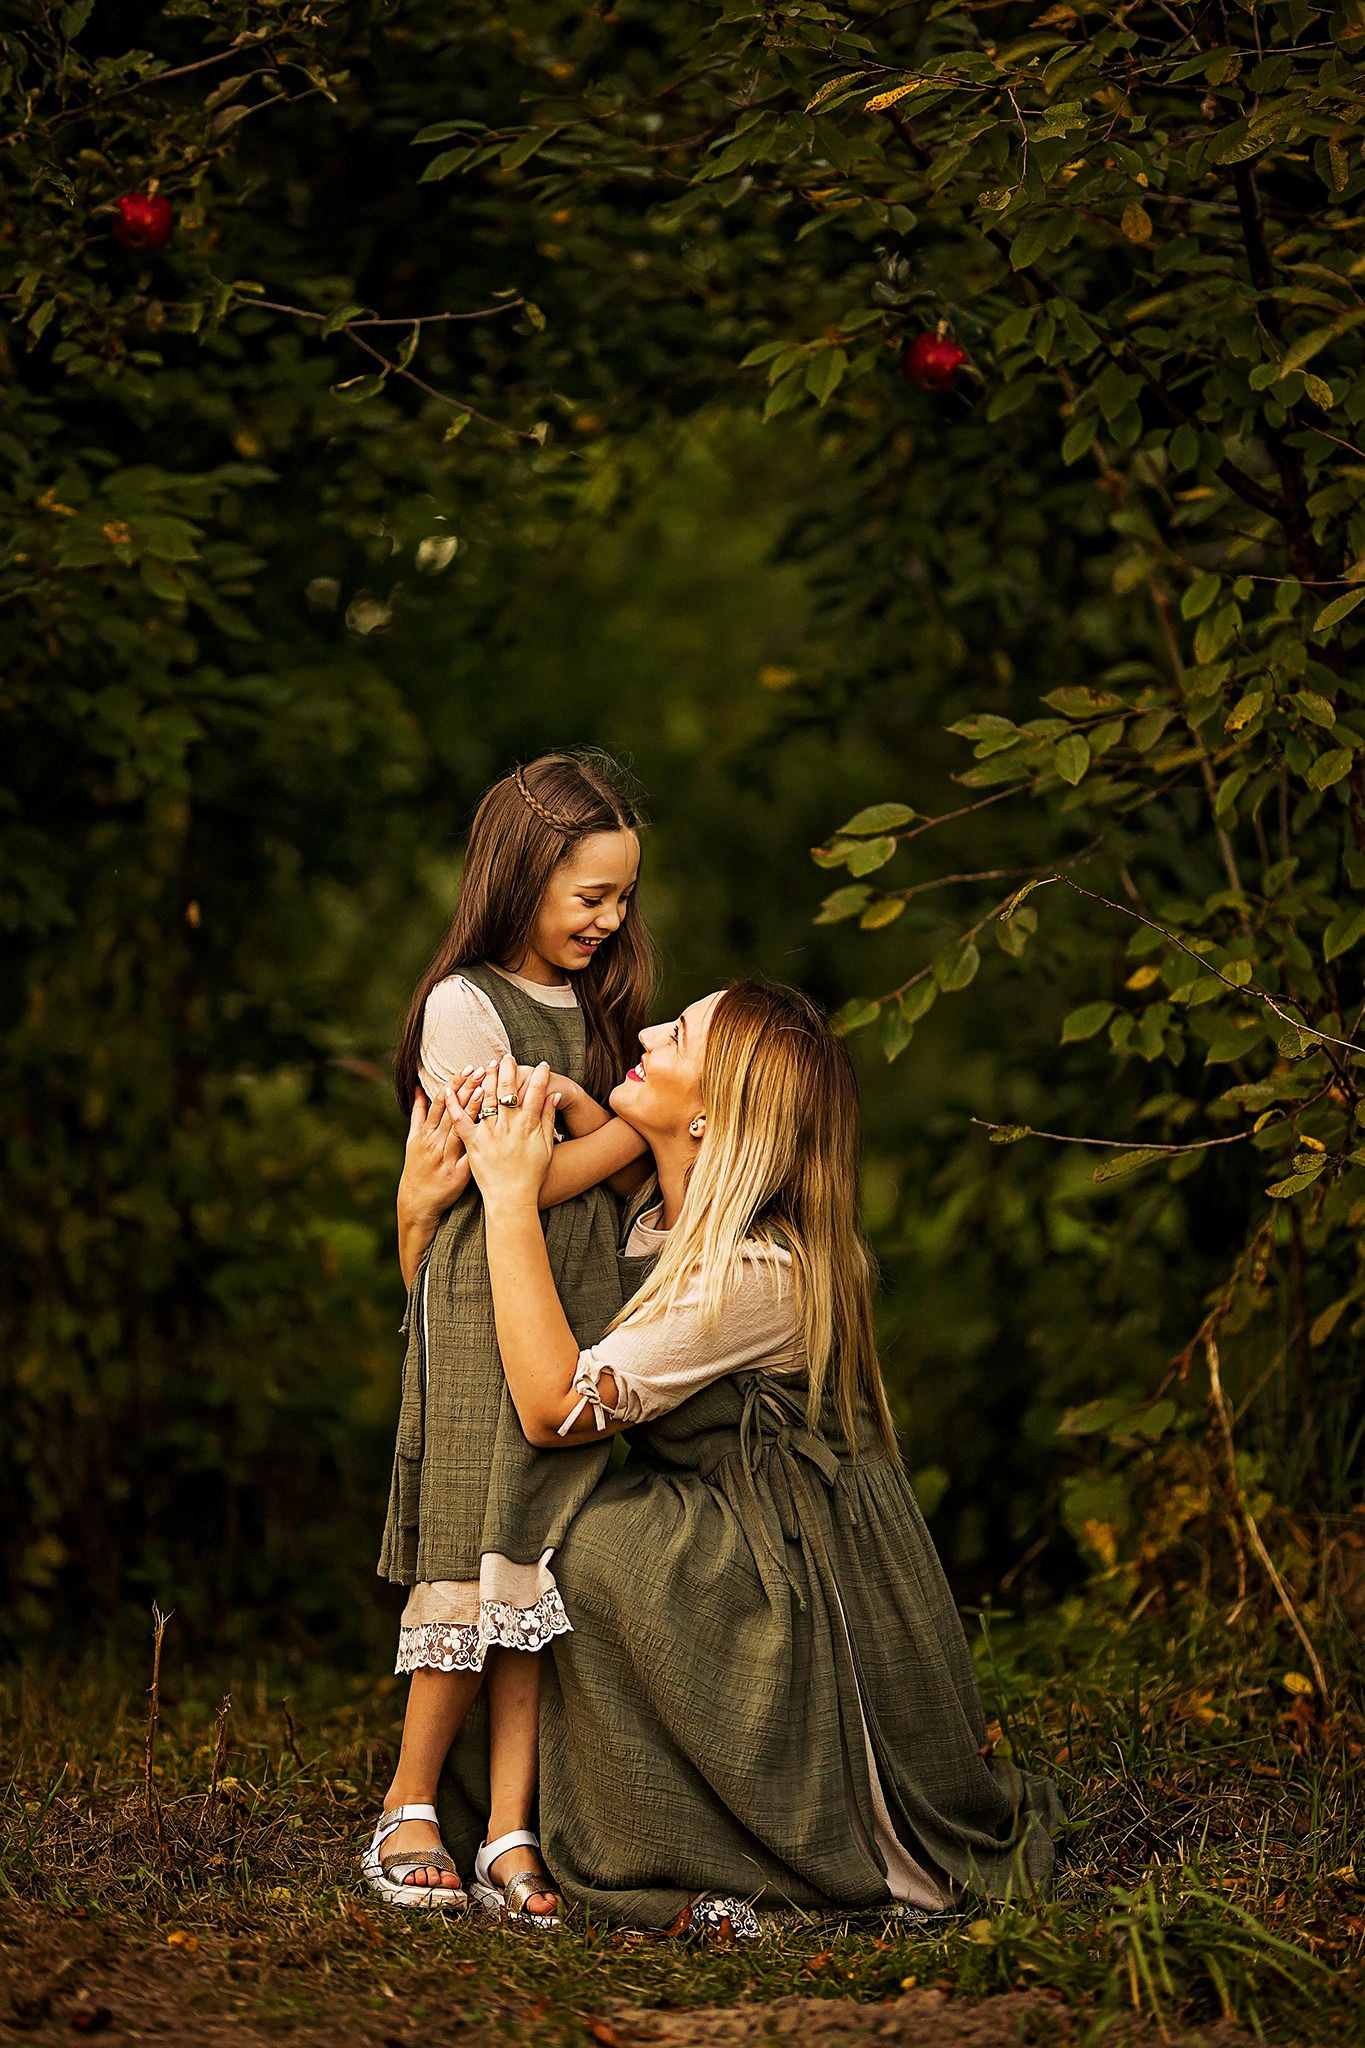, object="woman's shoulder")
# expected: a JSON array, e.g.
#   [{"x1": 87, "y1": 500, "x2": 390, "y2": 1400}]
[{"x1": 739, "y1": 1233, "x2": 793, "y2": 1272}]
